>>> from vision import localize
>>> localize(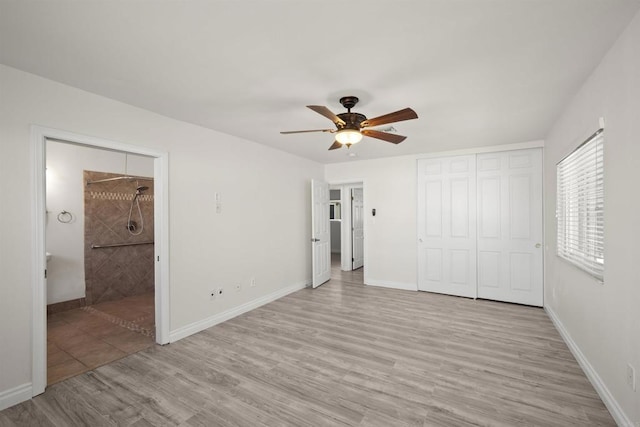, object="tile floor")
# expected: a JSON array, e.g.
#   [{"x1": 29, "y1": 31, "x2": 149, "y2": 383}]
[{"x1": 47, "y1": 293, "x2": 155, "y2": 385}]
